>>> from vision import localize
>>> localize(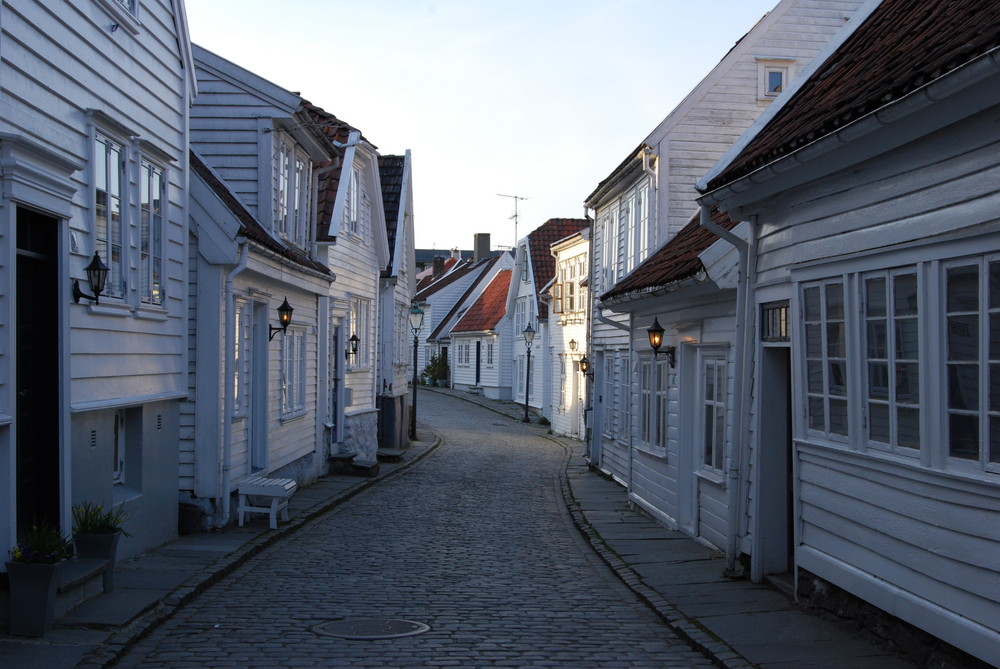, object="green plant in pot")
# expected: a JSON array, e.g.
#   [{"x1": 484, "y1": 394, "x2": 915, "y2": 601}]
[
  {"x1": 6, "y1": 523, "x2": 72, "y2": 636},
  {"x1": 72, "y1": 502, "x2": 130, "y2": 593}
]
